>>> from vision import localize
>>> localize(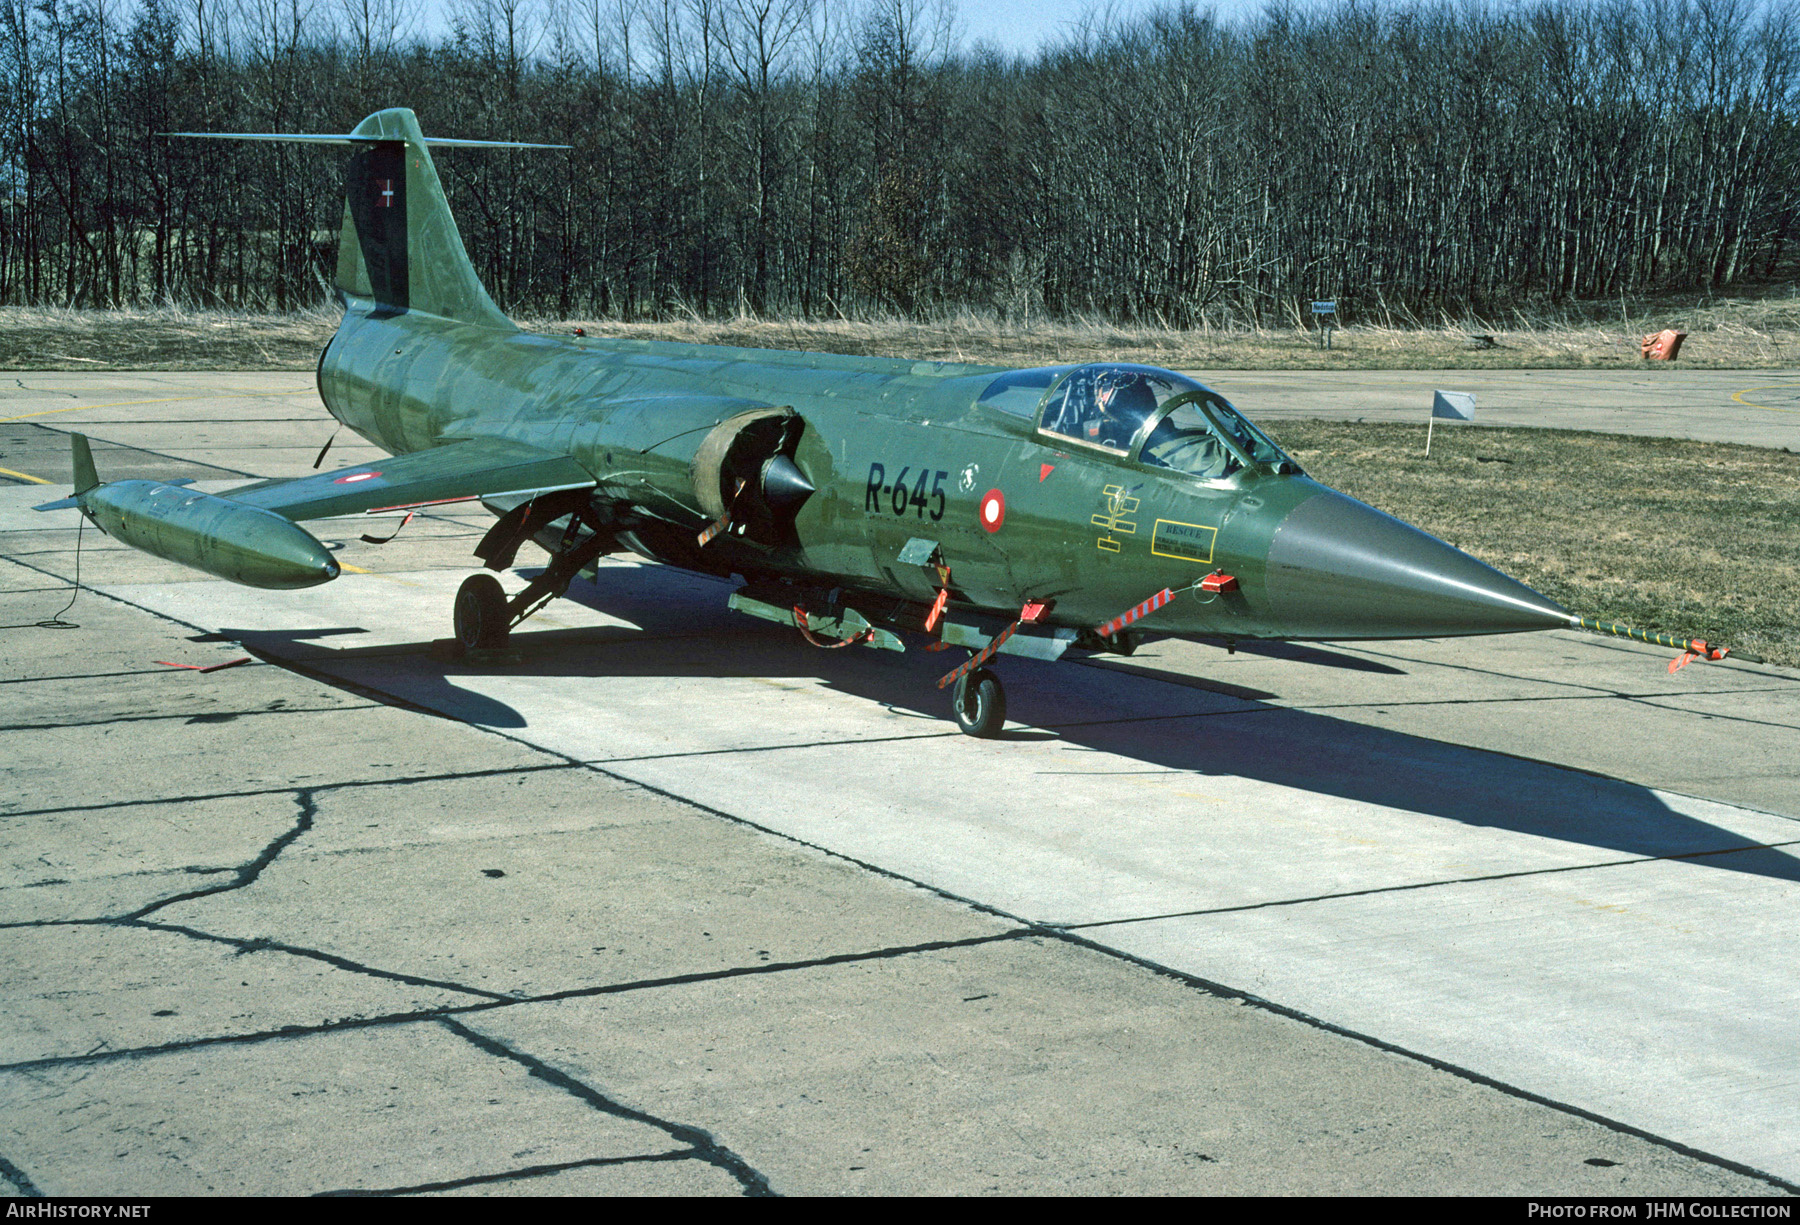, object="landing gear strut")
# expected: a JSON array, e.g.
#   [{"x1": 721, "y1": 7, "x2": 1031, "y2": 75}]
[
  {"x1": 451, "y1": 508, "x2": 618, "y2": 654},
  {"x1": 951, "y1": 666, "x2": 1006, "y2": 738}
]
